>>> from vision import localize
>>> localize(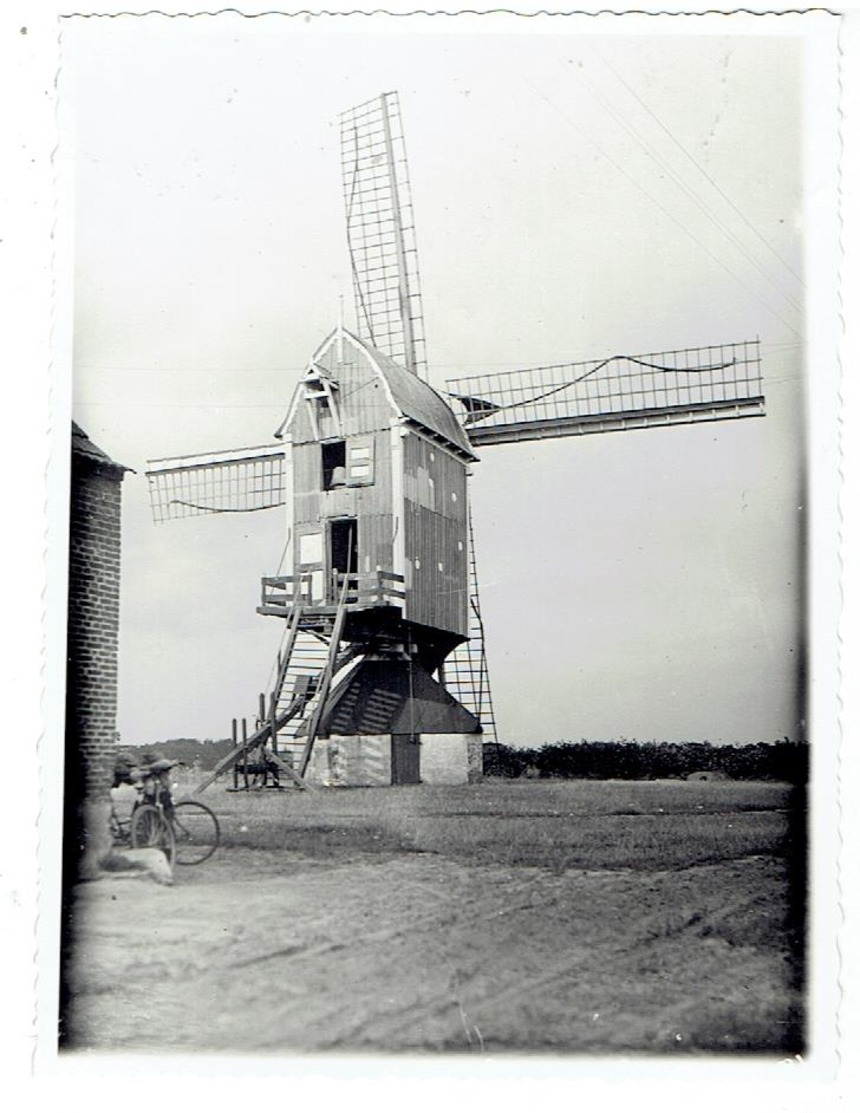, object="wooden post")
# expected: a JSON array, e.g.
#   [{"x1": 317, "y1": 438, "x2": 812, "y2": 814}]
[
  {"x1": 269, "y1": 695, "x2": 279, "y2": 788},
  {"x1": 242, "y1": 718, "x2": 249, "y2": 791},
  {"x1": 232, "y1": 718, "x2": 238, "y2": 791}
]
